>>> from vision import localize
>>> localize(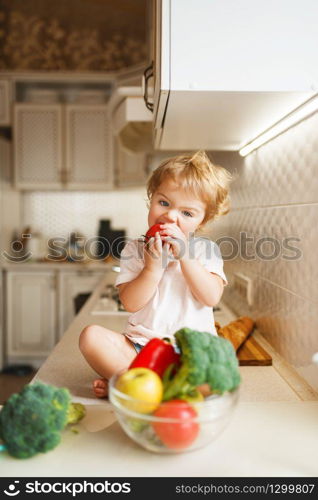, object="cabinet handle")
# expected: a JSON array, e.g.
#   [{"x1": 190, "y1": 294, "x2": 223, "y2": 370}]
[{"x1": 142, "y1": 61, "x2": 154, "y2": 112}]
